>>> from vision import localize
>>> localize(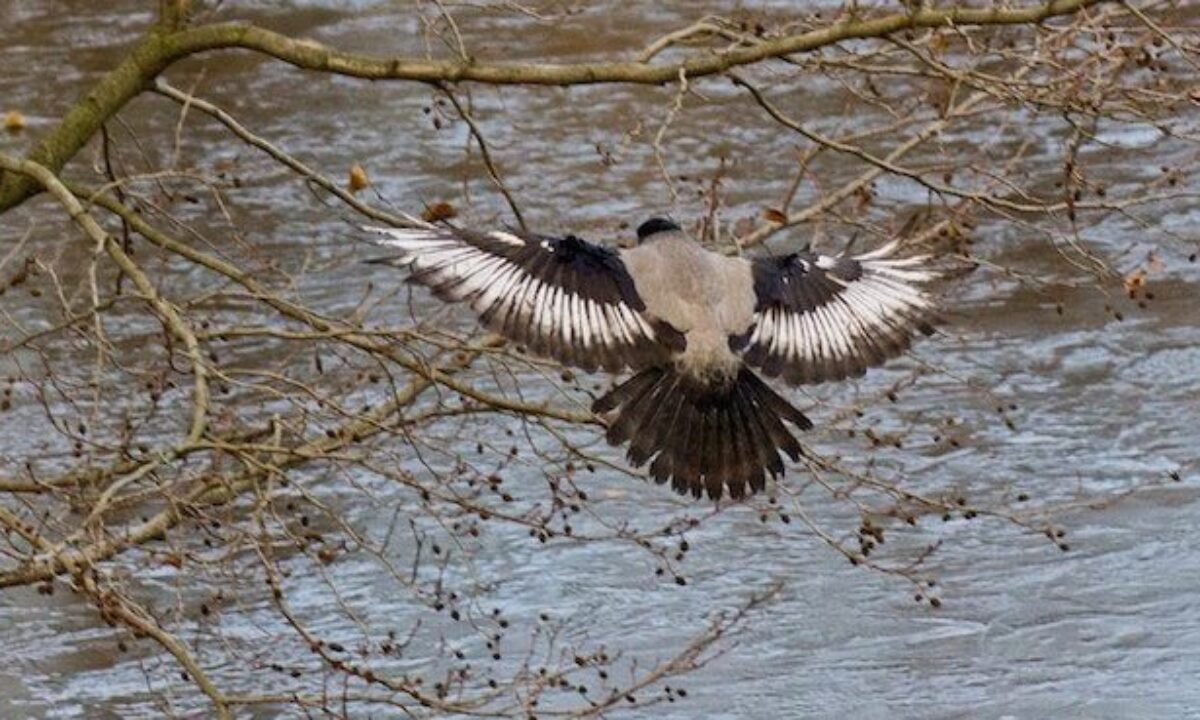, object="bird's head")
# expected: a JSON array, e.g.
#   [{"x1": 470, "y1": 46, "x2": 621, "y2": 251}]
[{"x1": 635, "y1": 217, "x2": 680, "y2": 244}]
